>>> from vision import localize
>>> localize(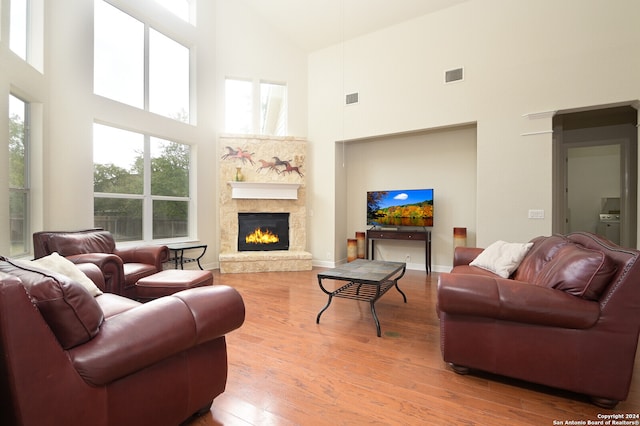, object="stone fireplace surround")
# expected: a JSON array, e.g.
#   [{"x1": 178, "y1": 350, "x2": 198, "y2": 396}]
[{"x1": 218, "y1": 135, "x2": 312, "y2": 273}]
